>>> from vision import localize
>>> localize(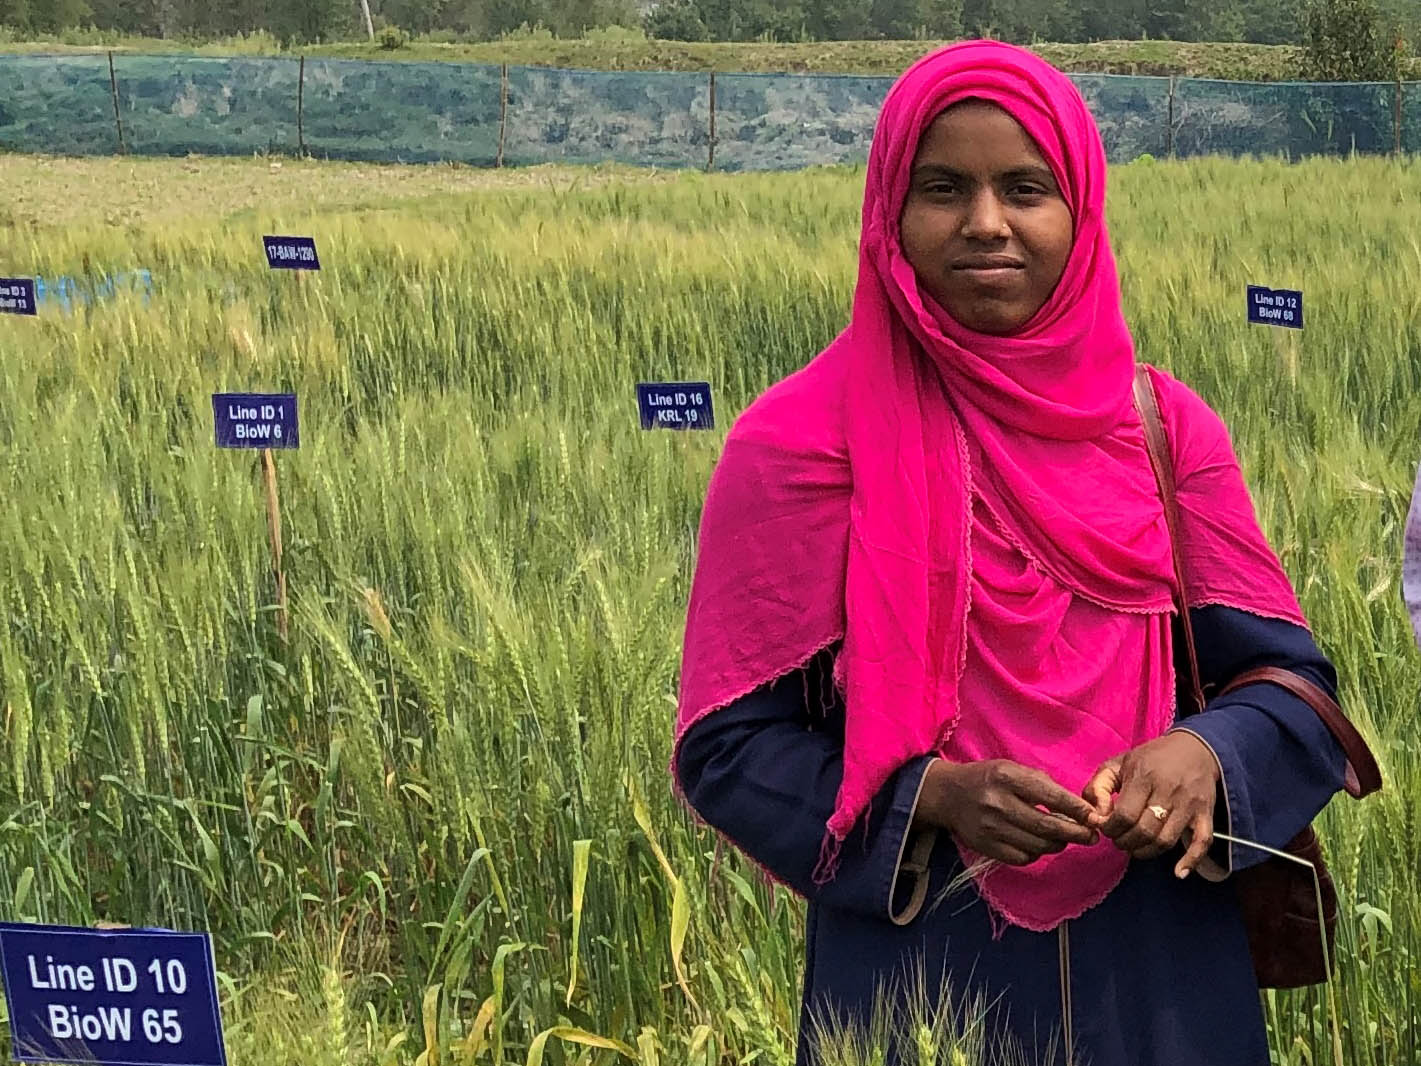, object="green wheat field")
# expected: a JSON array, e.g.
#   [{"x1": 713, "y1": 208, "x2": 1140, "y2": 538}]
[{"x1": 0, "y1": 151, "x2": 1419, "y2": 1065}]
